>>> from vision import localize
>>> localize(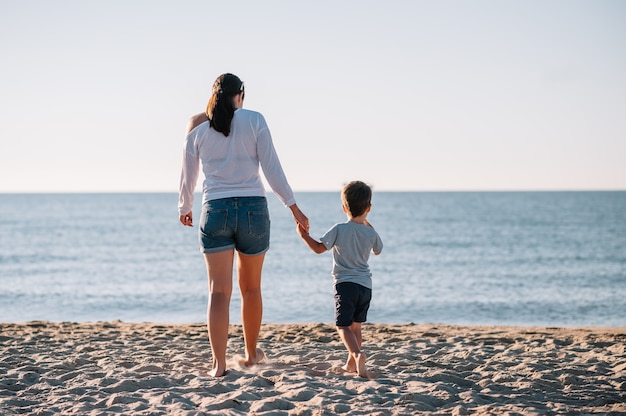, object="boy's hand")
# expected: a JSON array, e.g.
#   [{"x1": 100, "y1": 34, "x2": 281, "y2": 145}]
[{"x1": 296, "y1": 223, "x2": 327, "y2": 254}]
